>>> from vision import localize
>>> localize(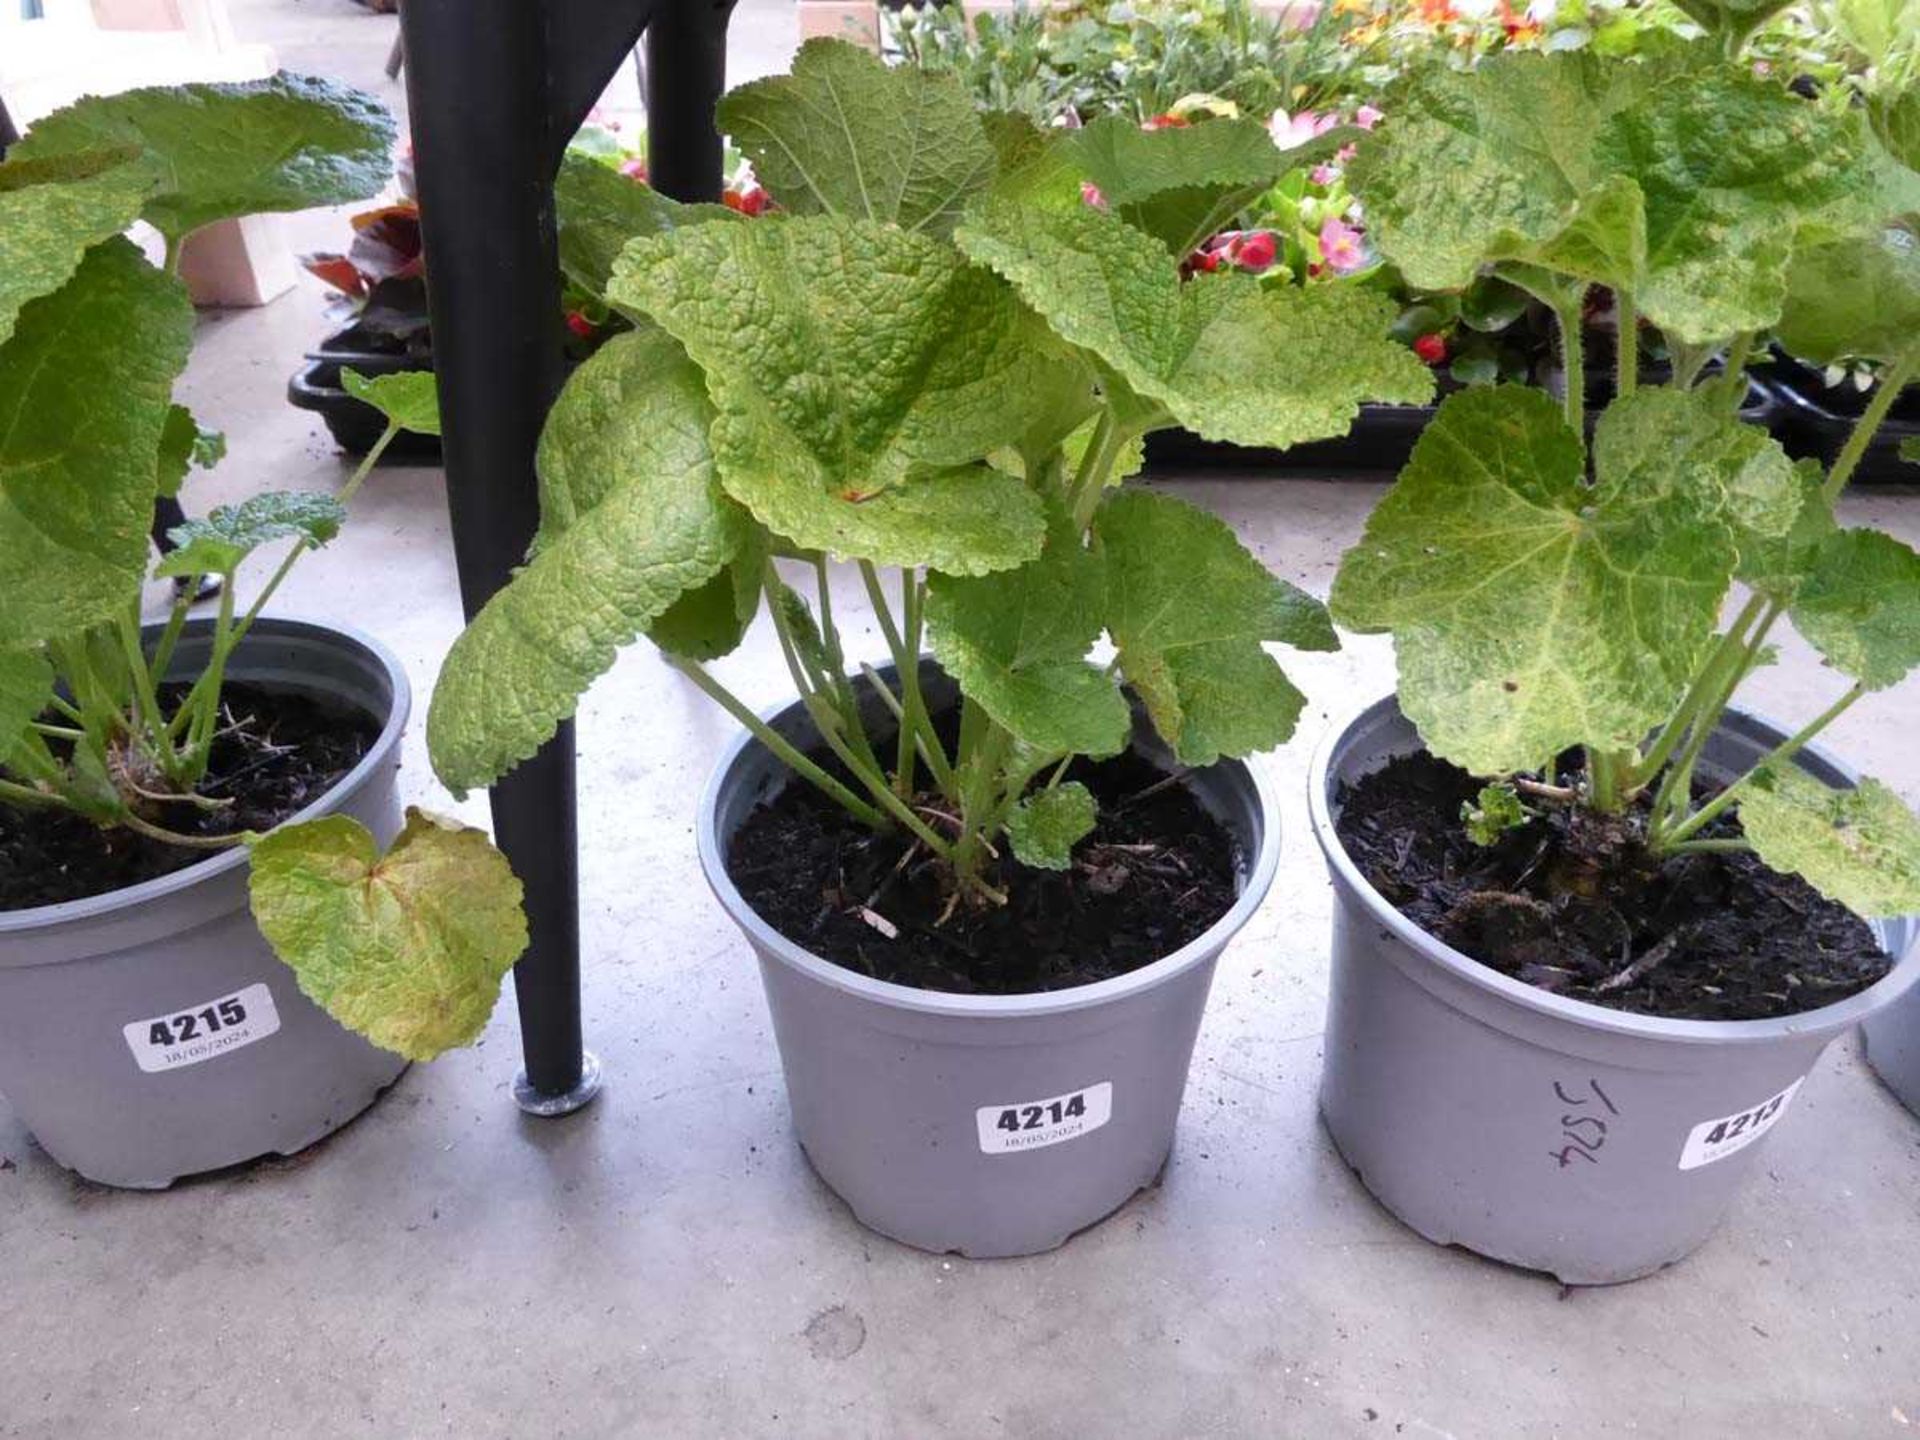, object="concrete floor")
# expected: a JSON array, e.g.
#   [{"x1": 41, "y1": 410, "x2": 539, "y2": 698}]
[{"x1": 5, "y1": 5, "x2": 1920, "y2": 1438}]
